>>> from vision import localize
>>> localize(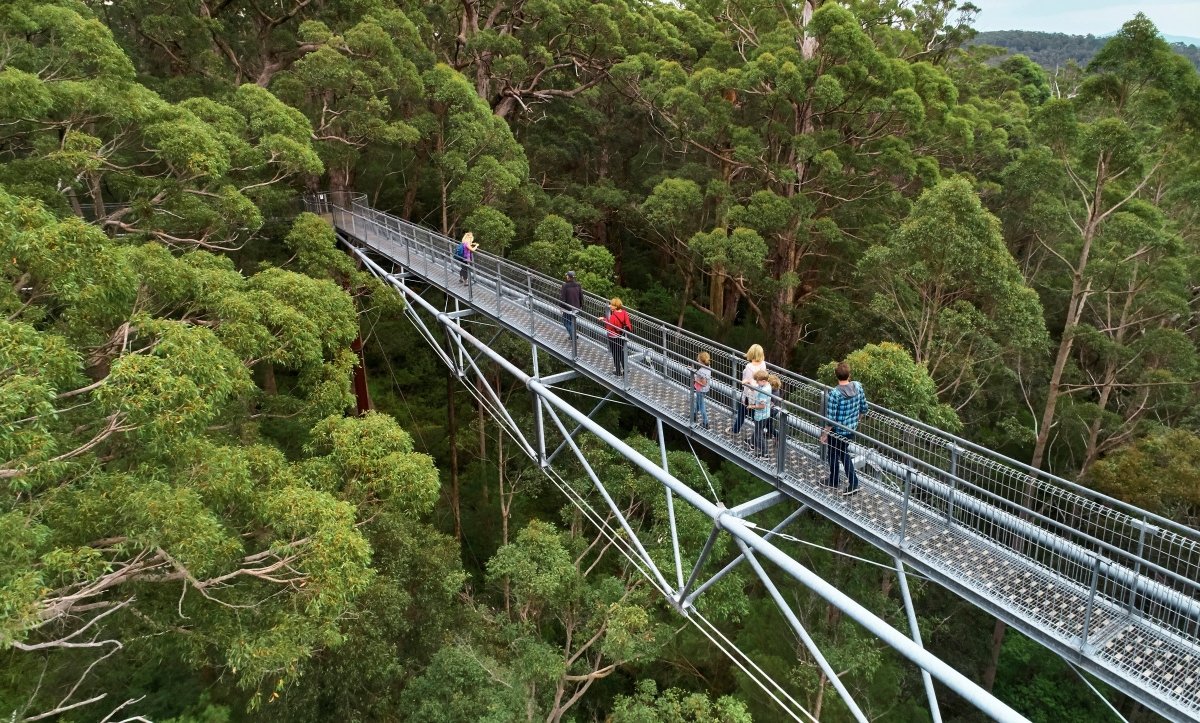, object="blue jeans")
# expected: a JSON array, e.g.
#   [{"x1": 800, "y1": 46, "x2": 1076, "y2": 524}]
[
  {"x1": 562, "y1": 311, "x2": 576, "y2": 338},
  {"x1": 827, "y1": 433, "x2": 858, "y2": 490},
  {"x1": 692, "y1": 391, "x2": 709, "y2": 427}
]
